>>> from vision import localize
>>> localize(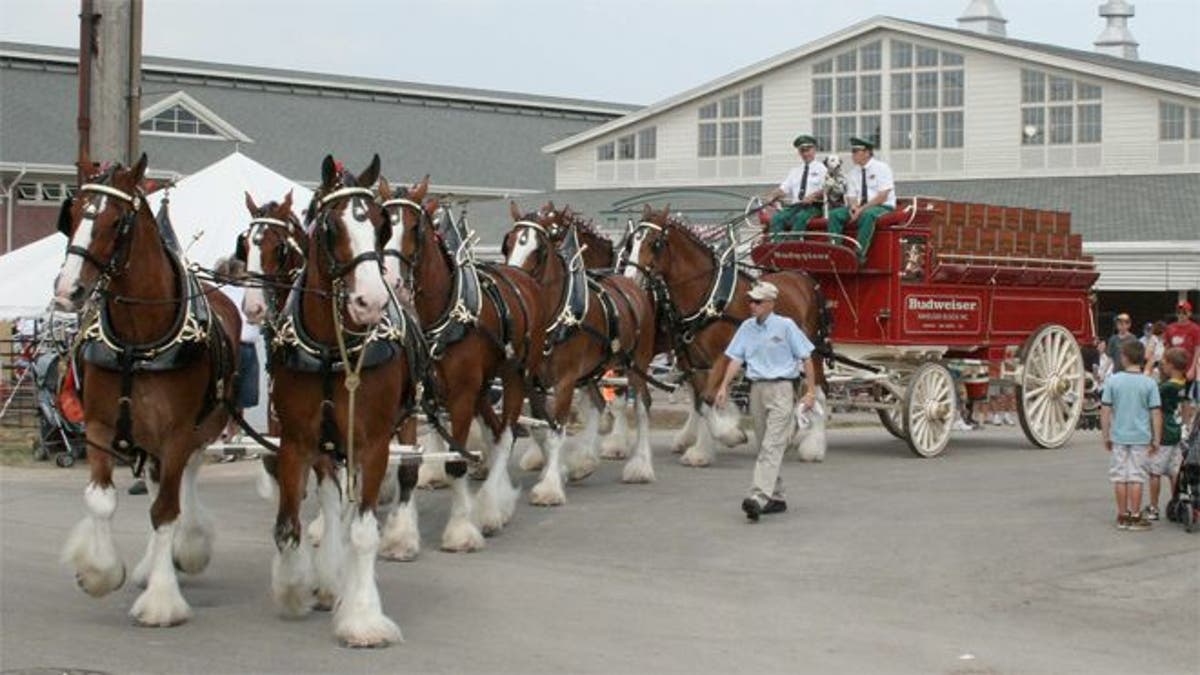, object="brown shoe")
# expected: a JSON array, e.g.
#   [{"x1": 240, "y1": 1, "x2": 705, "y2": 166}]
[
  {"x1": 1116, "y1": 513, "x2": 1130, "y2": 530},
  {"x1": 1127, "y1": 513, "x2": 1153, "y2": 531}
]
